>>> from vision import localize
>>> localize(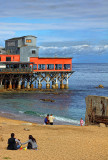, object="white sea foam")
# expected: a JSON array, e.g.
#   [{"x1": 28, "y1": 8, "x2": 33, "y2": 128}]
[
  {"x1": 55, "y1": 116, "x2": 80, "y2": 125},
  {"x1": 18, "y1": 111, "x2": 82, "y2": 125},
  {"x1": 19, "y1": 111, "x2": 24, "y2": 114},
  {"x1": 0, "y1": 111, "x2": 5, "y2": 114}
]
